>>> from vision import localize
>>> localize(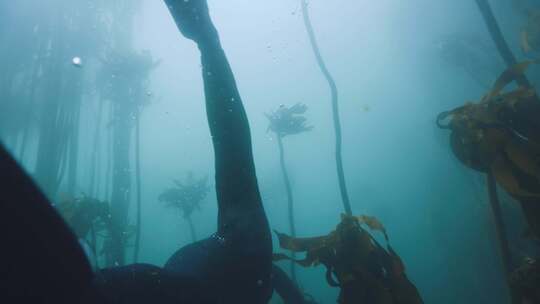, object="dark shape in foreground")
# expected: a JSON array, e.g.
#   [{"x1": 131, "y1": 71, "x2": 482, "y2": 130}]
[{"x1": 510, "y1": 257, "x2": 540, "y2": 303}]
